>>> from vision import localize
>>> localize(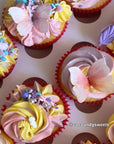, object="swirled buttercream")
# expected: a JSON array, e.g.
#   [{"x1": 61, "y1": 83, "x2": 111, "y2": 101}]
[
  {"x1": 60, "y1": 47, "x2": 114, "y2": 103},
  {"x1": 0, "y1": 130, "x2": 13, "y2": 144},
  {"x1": 0, "y1": 28, "x2": 18, "y2": 77},
  {"x1": 71, "y1": 0, "x2": 100, "y2": 9},
  {"x1": 1, "y1": 82, "x2": 67, "y2": 143},
  {"x1": 3, "y1": 0, "x2": 72, "y2": 46},
  {"x1": 80, "y1": 140, "x2": 96, "y2": 144},
  {"x1": 106, "y1": 114, "x2": 114, "y2": 144}
]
